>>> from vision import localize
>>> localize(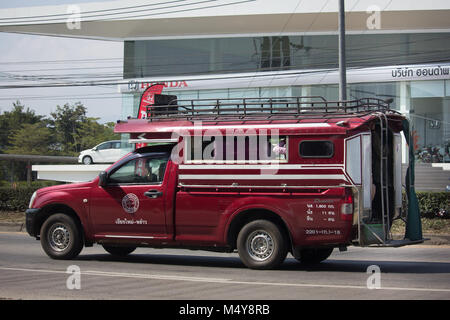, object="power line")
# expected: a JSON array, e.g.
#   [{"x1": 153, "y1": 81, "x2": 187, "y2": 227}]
[
  {"x1": 1, "y1": 95, "x2": 124, "y2": 101},
  {"x1": 0, "y1": 0, "x2": 214, "y2": 23},
  {"x1": 0, "y1": 0, "x2": 190, "y2": 21},
  {"x1": 0, "y1": 57, "x2": 123, "y2": 65},
  {"x1": 1, "y1": 65, "x2": 123, "y2": 73},
  {"x1": 0, "y1": 55, "x2": 449, "y2": 90},
  {"x1": 408, "y1": 114, "x2": 450, "y2": 126},
  {"x1": 0, "y1": 33, "x2": 448, "y2": 71},
  {"x1": 0, "y1": 92, "x2": 121, "y2": 100},
  {"x1": 0, "y1": 0, "x2": 256, "y2": 25},
  {"x1": 266, "y1": 0, "x2": 332, "y2": 89},
  {"x1": 262, "y1": 0, "x2": 305, "y2": 89},
  {"x1": 2, "y1": 46, "x2": 449, "y2": 80},
  {"x1": 0, "y1": 68, "x2": 341, "y2": 89},
  {"x1": 1, "y1": 51, "x2": 449, "y2": 89}
]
